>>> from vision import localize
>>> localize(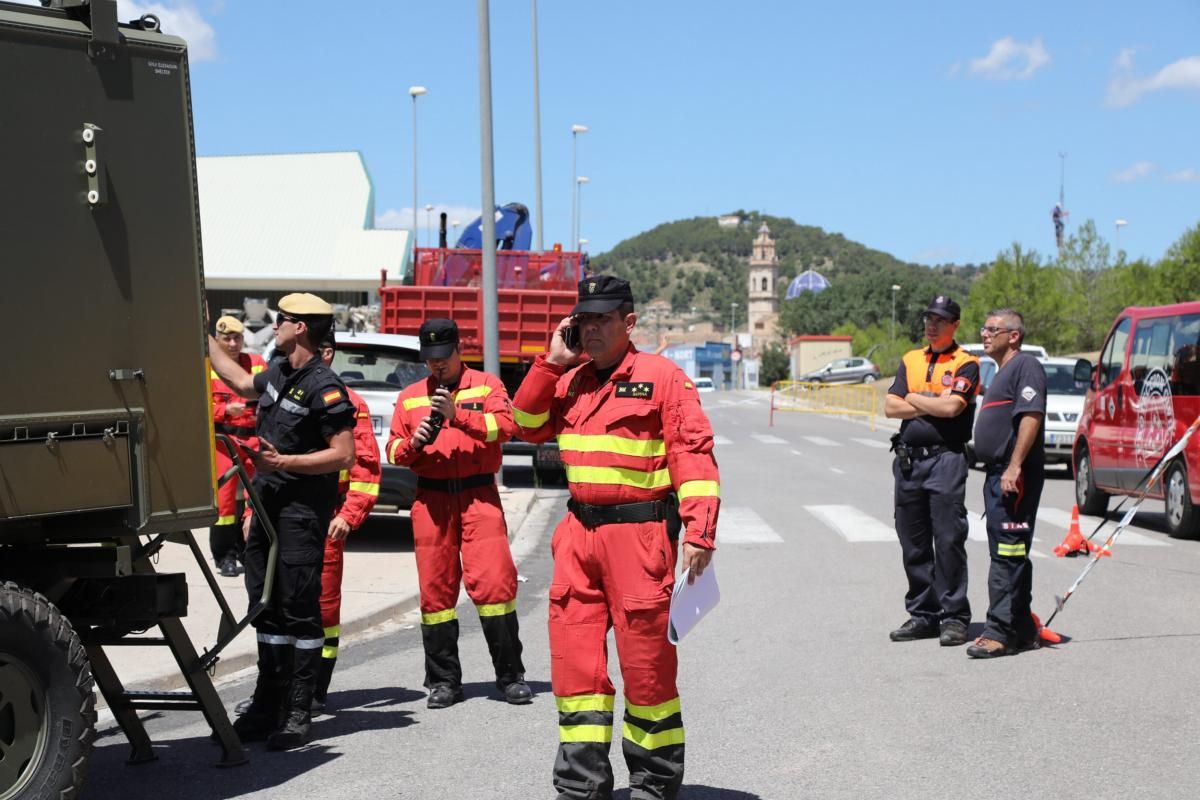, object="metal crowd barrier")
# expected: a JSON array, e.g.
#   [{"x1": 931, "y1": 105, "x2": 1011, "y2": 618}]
[{"x1": 769, "y1": 380, "x2": 880, "y2": 431}]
